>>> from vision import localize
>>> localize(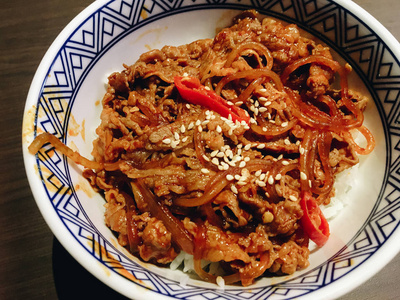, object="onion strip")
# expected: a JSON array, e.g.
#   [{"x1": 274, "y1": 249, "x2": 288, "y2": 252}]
[{"x1": 28, "y1": 132, "x2": 120, "y2": 171}]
